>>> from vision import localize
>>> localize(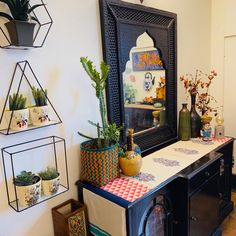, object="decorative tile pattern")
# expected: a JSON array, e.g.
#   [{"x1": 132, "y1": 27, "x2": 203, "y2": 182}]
[
  {"x1": 68, "y1": 211, "x2": 87, "y2": 236},
  {"x1": 153, "y1": 157, "x2": 180, "y2": 167},
  {"x1": 174, "y1": 148, "x2": 199, "y2": 155},
  {"x1": 131, "y1": 172, "x2": 156, "y2": 182},
  {"x1": 101, "y1": 177, "x2": 152, "y2": 202}
]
